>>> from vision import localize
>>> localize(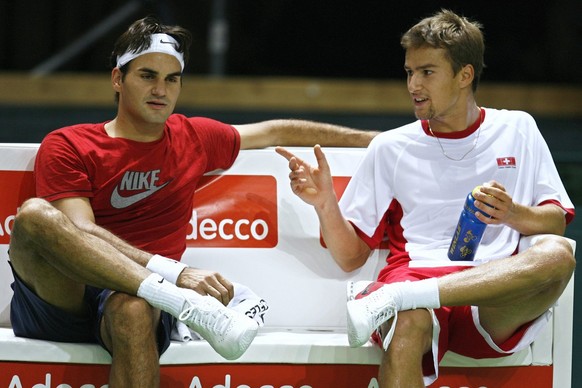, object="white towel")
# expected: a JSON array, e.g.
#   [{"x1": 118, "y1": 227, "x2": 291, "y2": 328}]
[{"x1": 171, "y1": 282, "x2": 269, "y2": 342}]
